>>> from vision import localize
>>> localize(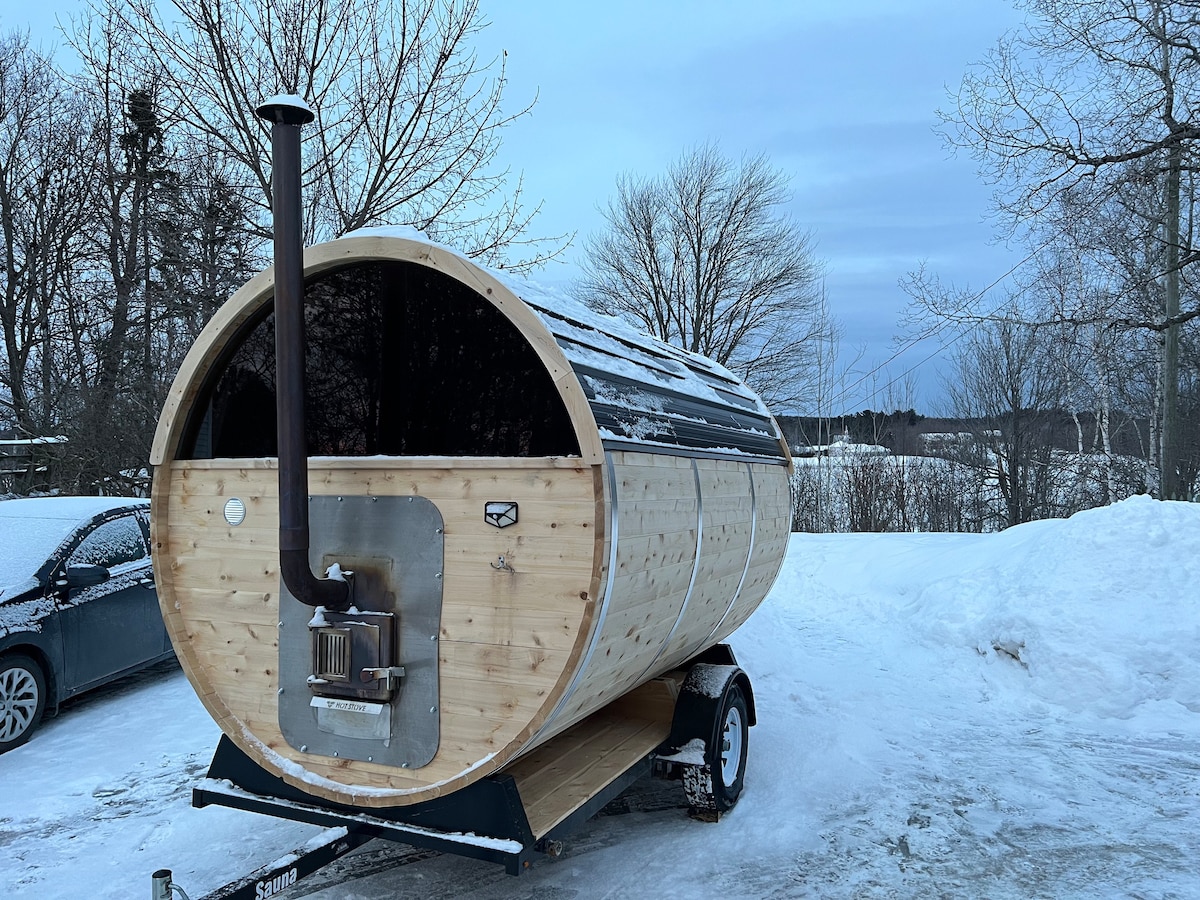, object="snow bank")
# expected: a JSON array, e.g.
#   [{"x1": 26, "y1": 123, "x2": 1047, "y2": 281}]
[
  {"x1": 772, "y1": 496, "x2": 1200, "y2": 730},
  {"x1": 904, "y1": 496, "x2": 1199, "y2": 725},
  {"x1": 2, "y1": 496, "x2": 1197, "y2": 898}
]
